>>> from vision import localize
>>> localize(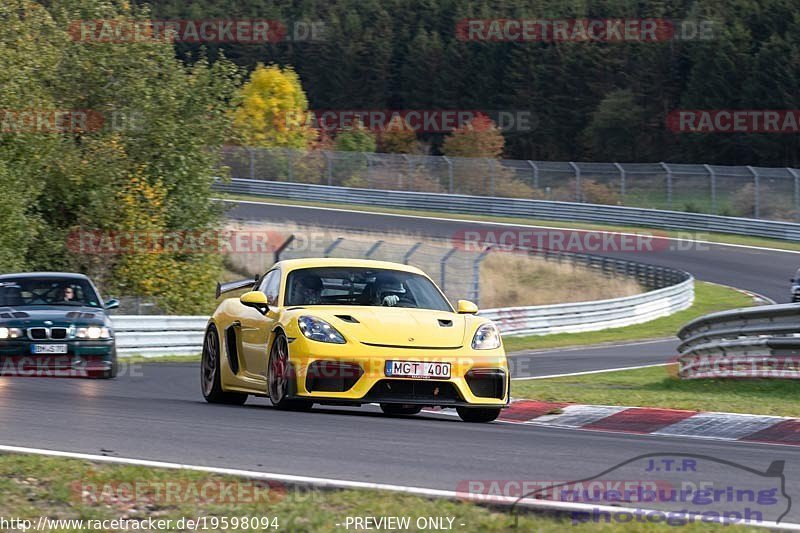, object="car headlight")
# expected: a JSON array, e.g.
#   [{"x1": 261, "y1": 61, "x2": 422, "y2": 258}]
[
  {"x1": 472, "y1": 322, "x2": 501, "y2": 350},
  {"x1": 75, "y1": 326, "x2": 111, "y2": 340},
  {"x1": 0, "y1": 327, "x2": 23, "y2": 339},
  {"x1": 298, "y1": 316, "x2": 346, "y2": 344}
]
